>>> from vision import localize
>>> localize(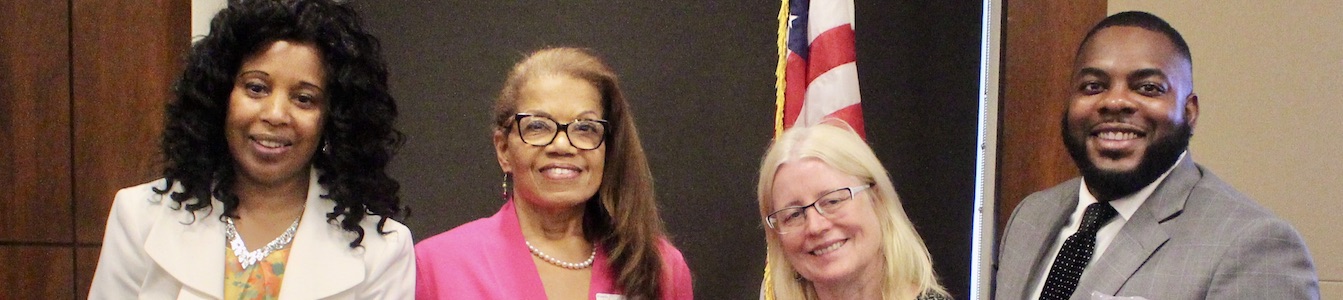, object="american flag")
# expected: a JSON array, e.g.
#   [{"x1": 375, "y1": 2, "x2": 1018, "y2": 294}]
[
  {"x1": 765, "y1": 0, "x2": 864, "y2": 297},
  {"x1": 776, "y1": 0, "x2": 864, "y2": 138}
]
